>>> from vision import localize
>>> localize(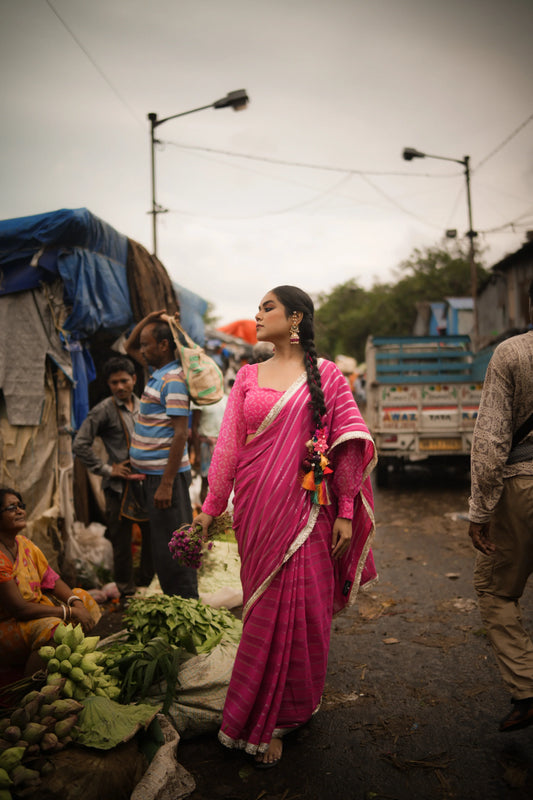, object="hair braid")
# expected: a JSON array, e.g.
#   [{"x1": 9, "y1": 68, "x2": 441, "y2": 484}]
[
  {"x1": 270, "y1": 285, "x2": 327, "y2": 434},
  {"x1": 302, "y1": 341, "x2": 326, "y2": 431}
]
